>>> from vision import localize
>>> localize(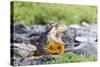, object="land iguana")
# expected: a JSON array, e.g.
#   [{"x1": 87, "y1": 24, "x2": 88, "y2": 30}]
[{"x1": 28, "y1": 22, "x2": 68, "y2": 56}]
